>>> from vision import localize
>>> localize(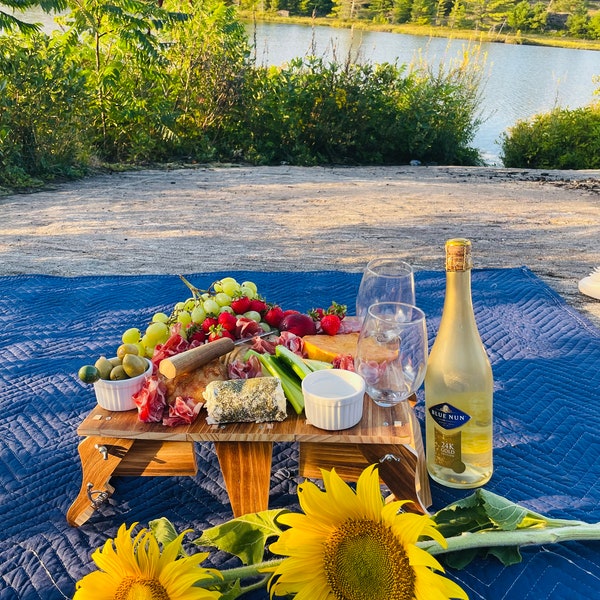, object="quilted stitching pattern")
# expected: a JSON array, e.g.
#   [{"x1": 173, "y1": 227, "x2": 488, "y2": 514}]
[{"x1": 0, "y1": 268, "x2": 599, "y2": 599}]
